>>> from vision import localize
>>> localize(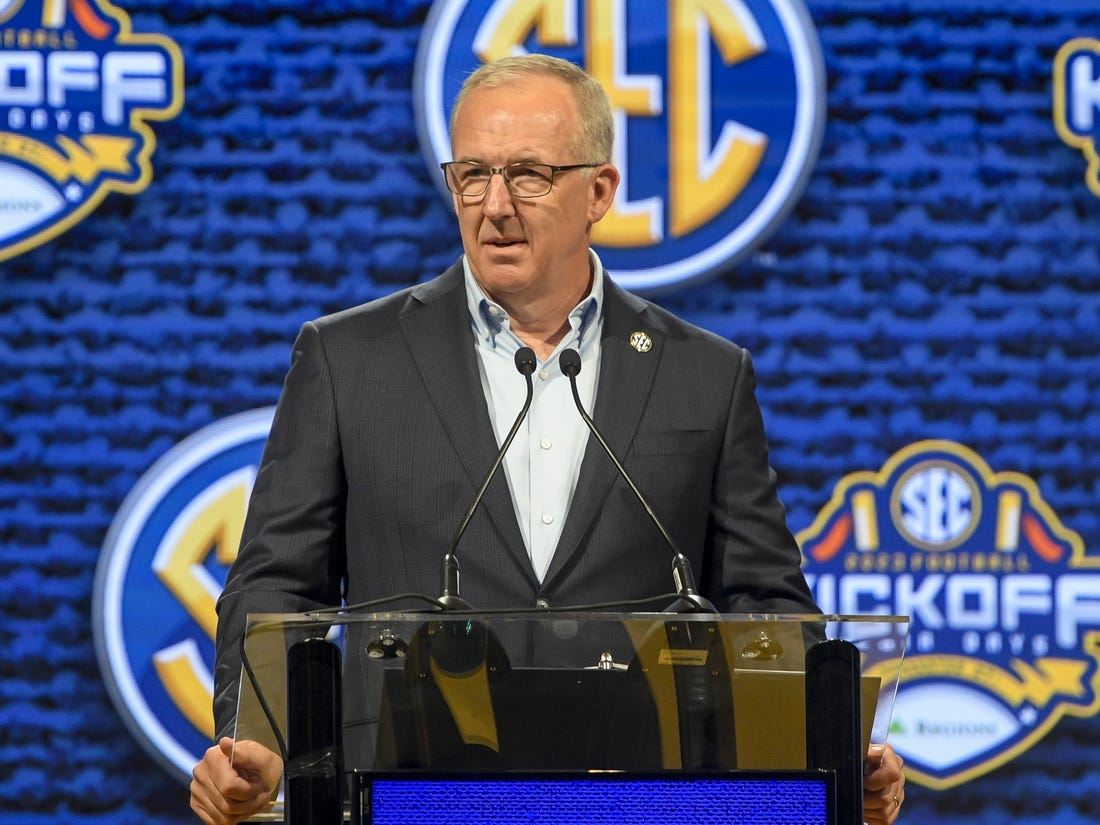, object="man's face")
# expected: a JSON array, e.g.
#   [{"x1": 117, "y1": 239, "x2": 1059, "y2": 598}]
[{"x1": 449, "y1": 75, "x2": 618, "y2": 309}]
